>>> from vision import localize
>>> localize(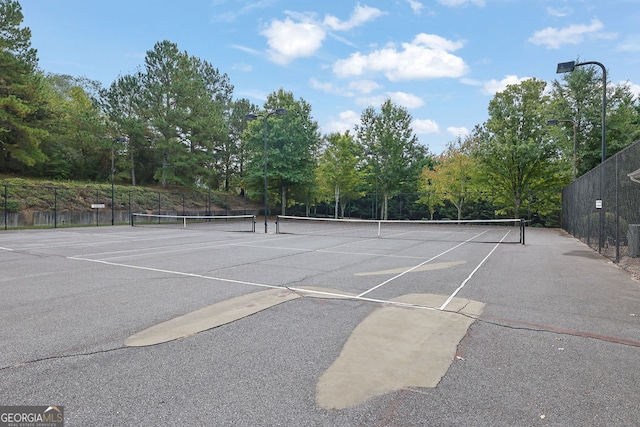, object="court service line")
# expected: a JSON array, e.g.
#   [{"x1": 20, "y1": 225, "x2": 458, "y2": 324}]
[
  {"x1": 356, "y1": 236, "x2": 480, "y2": 298},
  {"x1": 439, "y1": 231, "x2": 511, "y2": 311}
]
